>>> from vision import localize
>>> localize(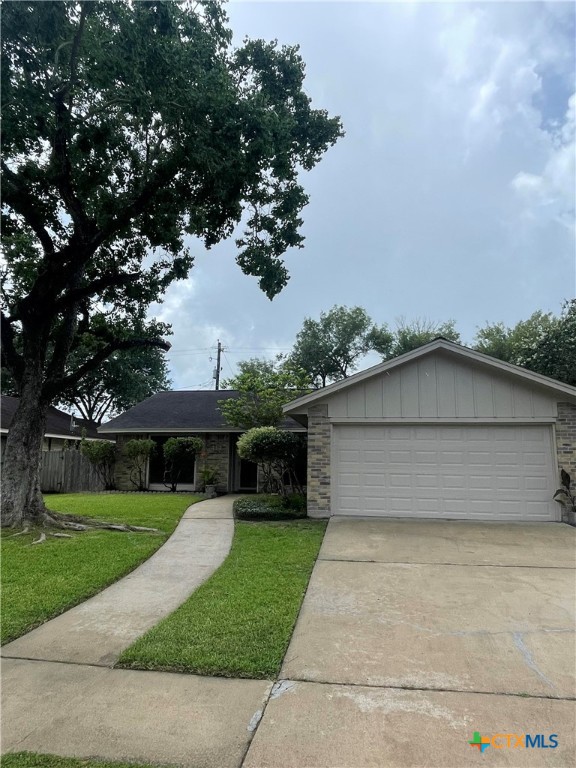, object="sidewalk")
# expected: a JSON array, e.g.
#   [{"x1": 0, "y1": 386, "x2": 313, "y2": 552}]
[
  {"x1": 2, "y1": 658, "x2": 270, "y2": 768},
  {"x1": 1, "y1": 496, "x2": 235, "y2": 667}
]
